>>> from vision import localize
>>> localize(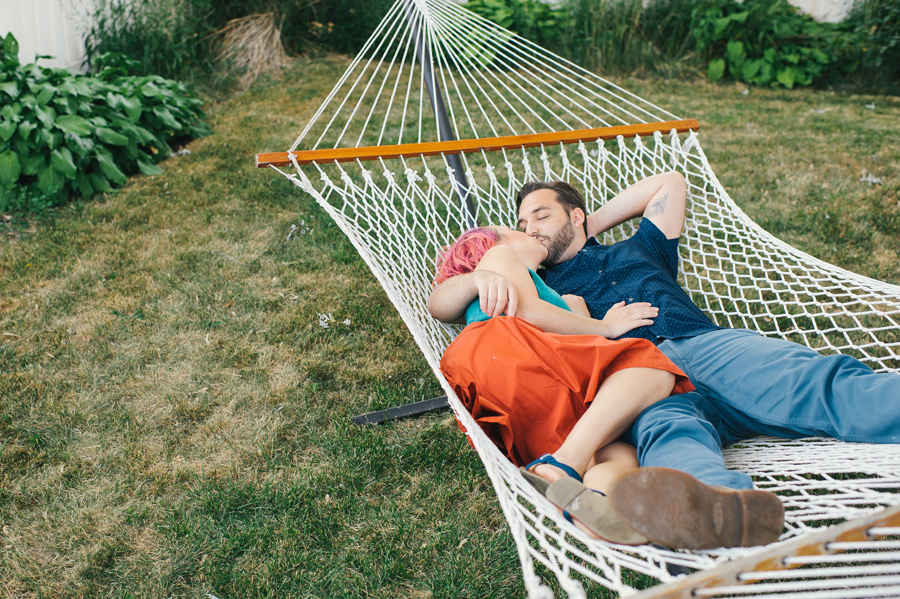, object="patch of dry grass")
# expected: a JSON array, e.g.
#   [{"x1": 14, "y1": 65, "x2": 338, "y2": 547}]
[{"x1": 216, "y1": 13, "x2": 292, "y2": 89}]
